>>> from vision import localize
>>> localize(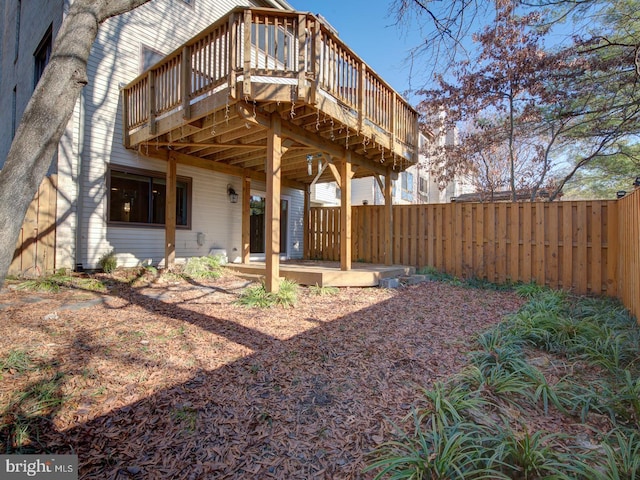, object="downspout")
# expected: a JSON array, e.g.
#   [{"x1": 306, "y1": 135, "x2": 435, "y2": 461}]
[{"x1": 74, "y1": 90, "x2": 85, "y2": 271}]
